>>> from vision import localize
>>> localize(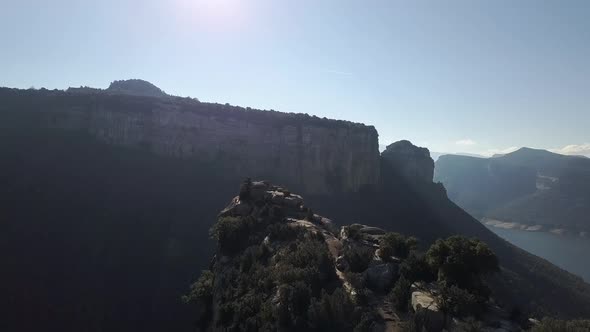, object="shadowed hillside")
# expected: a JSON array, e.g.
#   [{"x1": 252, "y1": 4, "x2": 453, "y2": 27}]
[{"x1": 1, "y1": 86, "x2": 590, "y2": 331}]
